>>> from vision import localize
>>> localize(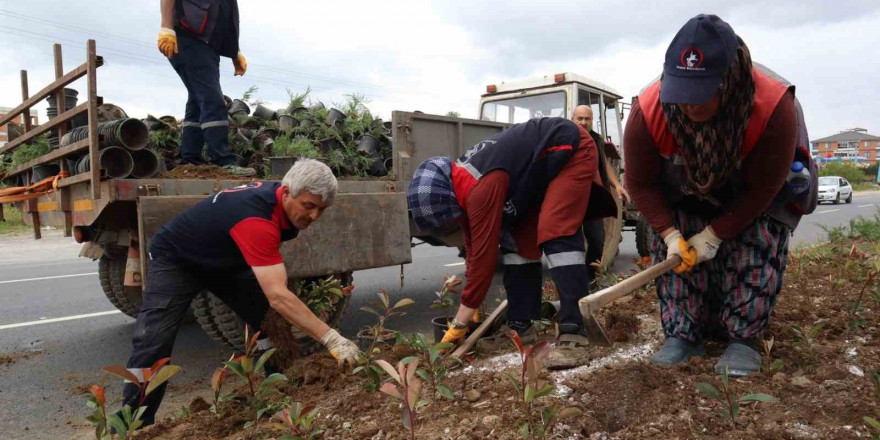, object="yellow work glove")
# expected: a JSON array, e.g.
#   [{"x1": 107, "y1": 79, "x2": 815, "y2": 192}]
[
  {"x1": 688, "y1": 226, "x2": 722, "y2": 264},
  {"x1": 233, "y1": 51, "x2": 247, "y2": 76},
  {"x1": 157, "y1": 28, "x2": 178, "y2": 58},
  {"x1": 663, "y1": 229, "x2": 697, "y2": 274},
  {"x1": 441, "y1": 323, "x2": 468, "y2": 344},
  {"x1": 320, "y1": 329, "x2": 360, "y2": 369}
]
